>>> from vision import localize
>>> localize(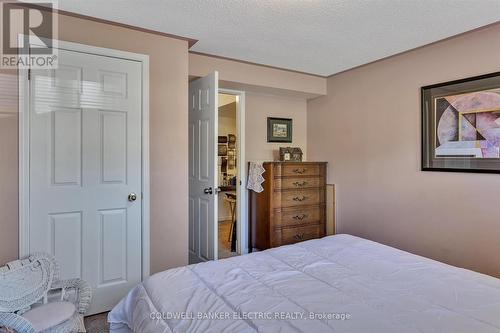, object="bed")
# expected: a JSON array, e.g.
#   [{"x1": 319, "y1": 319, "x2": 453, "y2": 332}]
[{"x1": 109, "y1": 234, "x2": 500, "y2": 332}]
